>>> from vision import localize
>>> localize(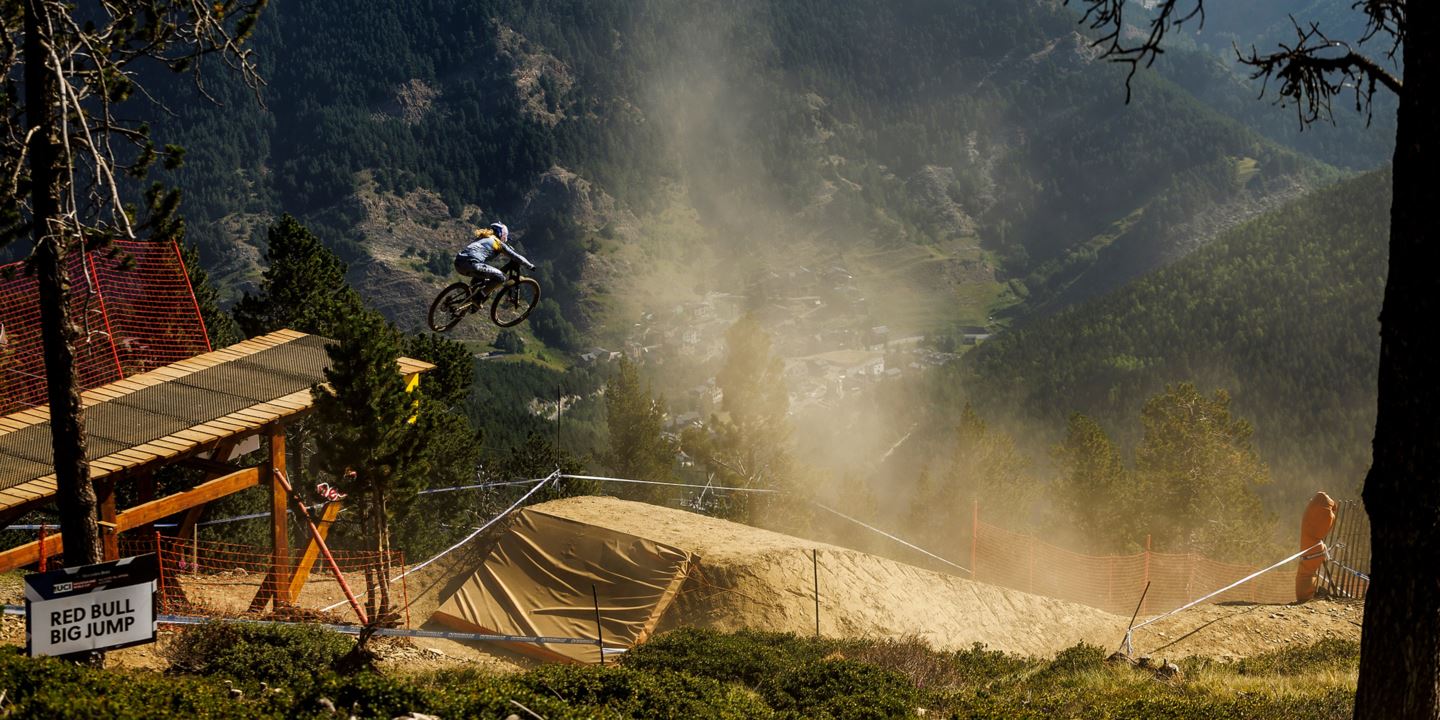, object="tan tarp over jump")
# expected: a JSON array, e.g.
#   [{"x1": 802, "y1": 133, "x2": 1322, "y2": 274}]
[{"x1": 432, "y1": 507, "x2": 696, "y2": 663}]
